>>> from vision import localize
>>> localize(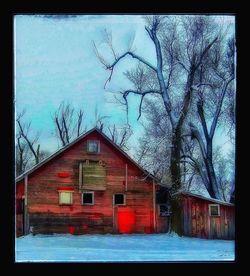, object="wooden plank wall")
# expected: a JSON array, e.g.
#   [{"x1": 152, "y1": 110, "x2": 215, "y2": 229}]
[
  {"x1": 20, "y1": 131, "x2": 160, "y2": 235},
  {"x1": 16, "y1": 181, "x2": 24, "y2": 237},
  {"x1": 182, "y1": 195, "x2": 235, "y2": 240}
]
